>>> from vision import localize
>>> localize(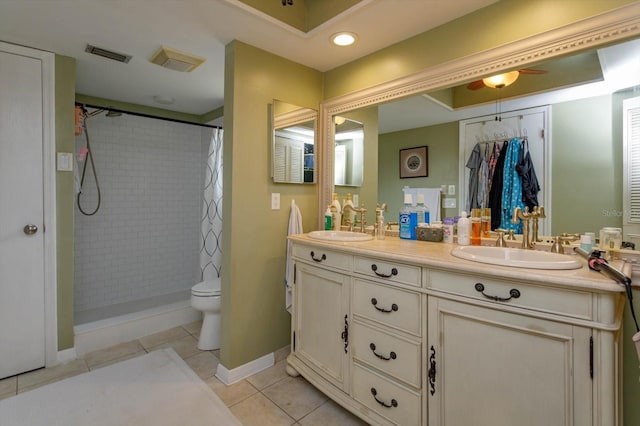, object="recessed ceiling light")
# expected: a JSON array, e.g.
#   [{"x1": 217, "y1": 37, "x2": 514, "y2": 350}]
[
  {"x1": 153, "y1": 95, "x2": 175, "y2": 105},
  {"x1": 331, "y1": 32, "x2": 357, "y2": 47}
]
